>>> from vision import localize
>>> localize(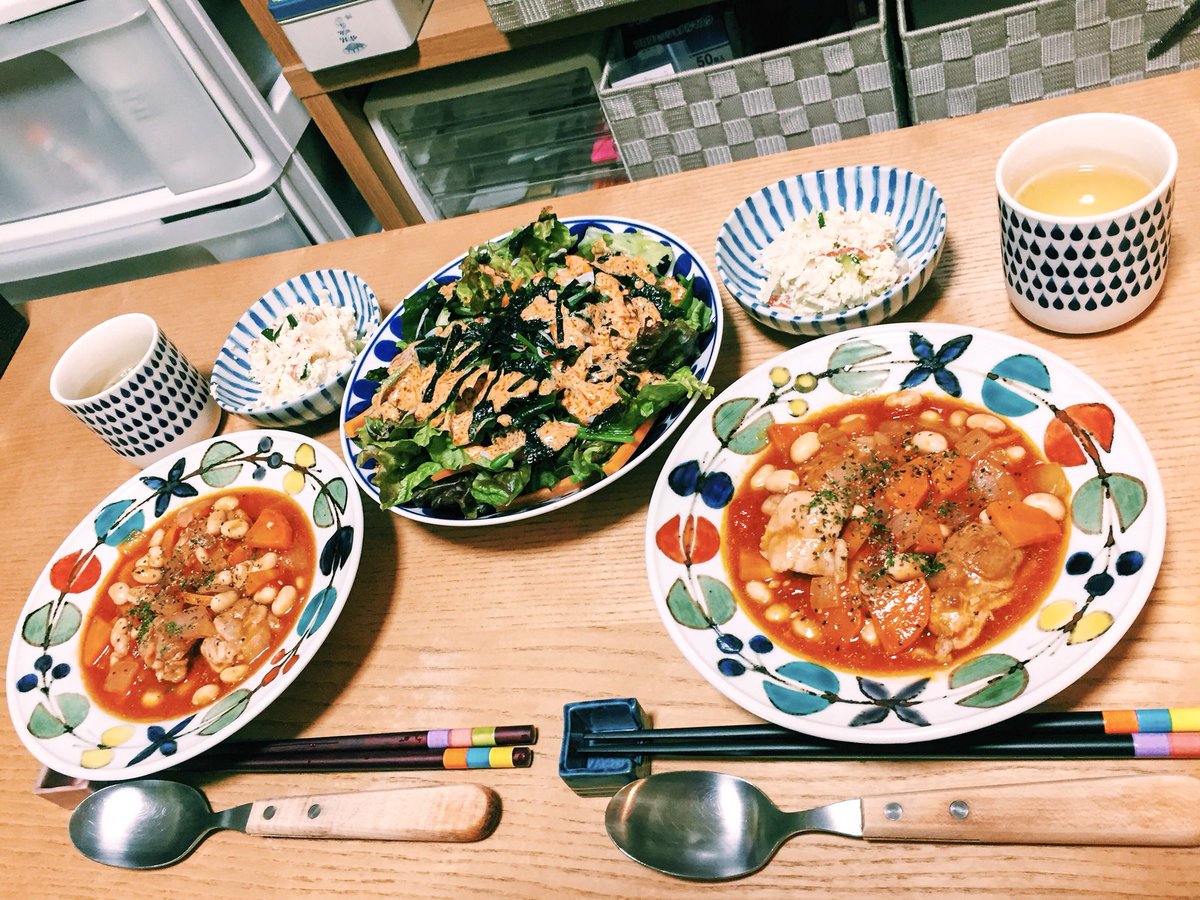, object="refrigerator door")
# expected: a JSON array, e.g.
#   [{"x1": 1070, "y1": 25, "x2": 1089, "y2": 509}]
[
  {"x1": 0, "y1": 0, "x2": 253, "y2": 224},
  {"x1": 0, "y1": 191, "x2": 310, "y2": 303}
]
